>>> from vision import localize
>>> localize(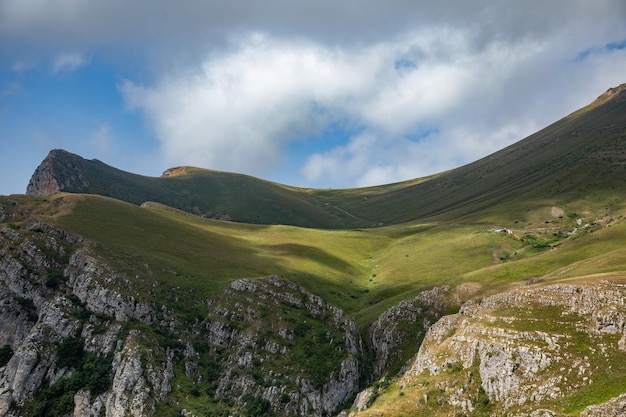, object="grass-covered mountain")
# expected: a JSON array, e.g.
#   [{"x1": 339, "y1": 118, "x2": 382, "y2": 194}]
[
  {"x1": 1, "y1": 84, "x2": 626, "y2": 417},
  {"x1": 26, "y1": 83, "x2": 626, "y2": 229}
]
